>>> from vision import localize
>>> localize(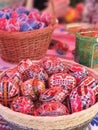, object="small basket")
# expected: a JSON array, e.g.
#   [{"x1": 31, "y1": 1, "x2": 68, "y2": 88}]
[
  {"x1": 0, "y1": 59, "x2": 98, "y2": 130},
  {"x1": 0, "y1": 0, "x2": 56, "y2": 63}
]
